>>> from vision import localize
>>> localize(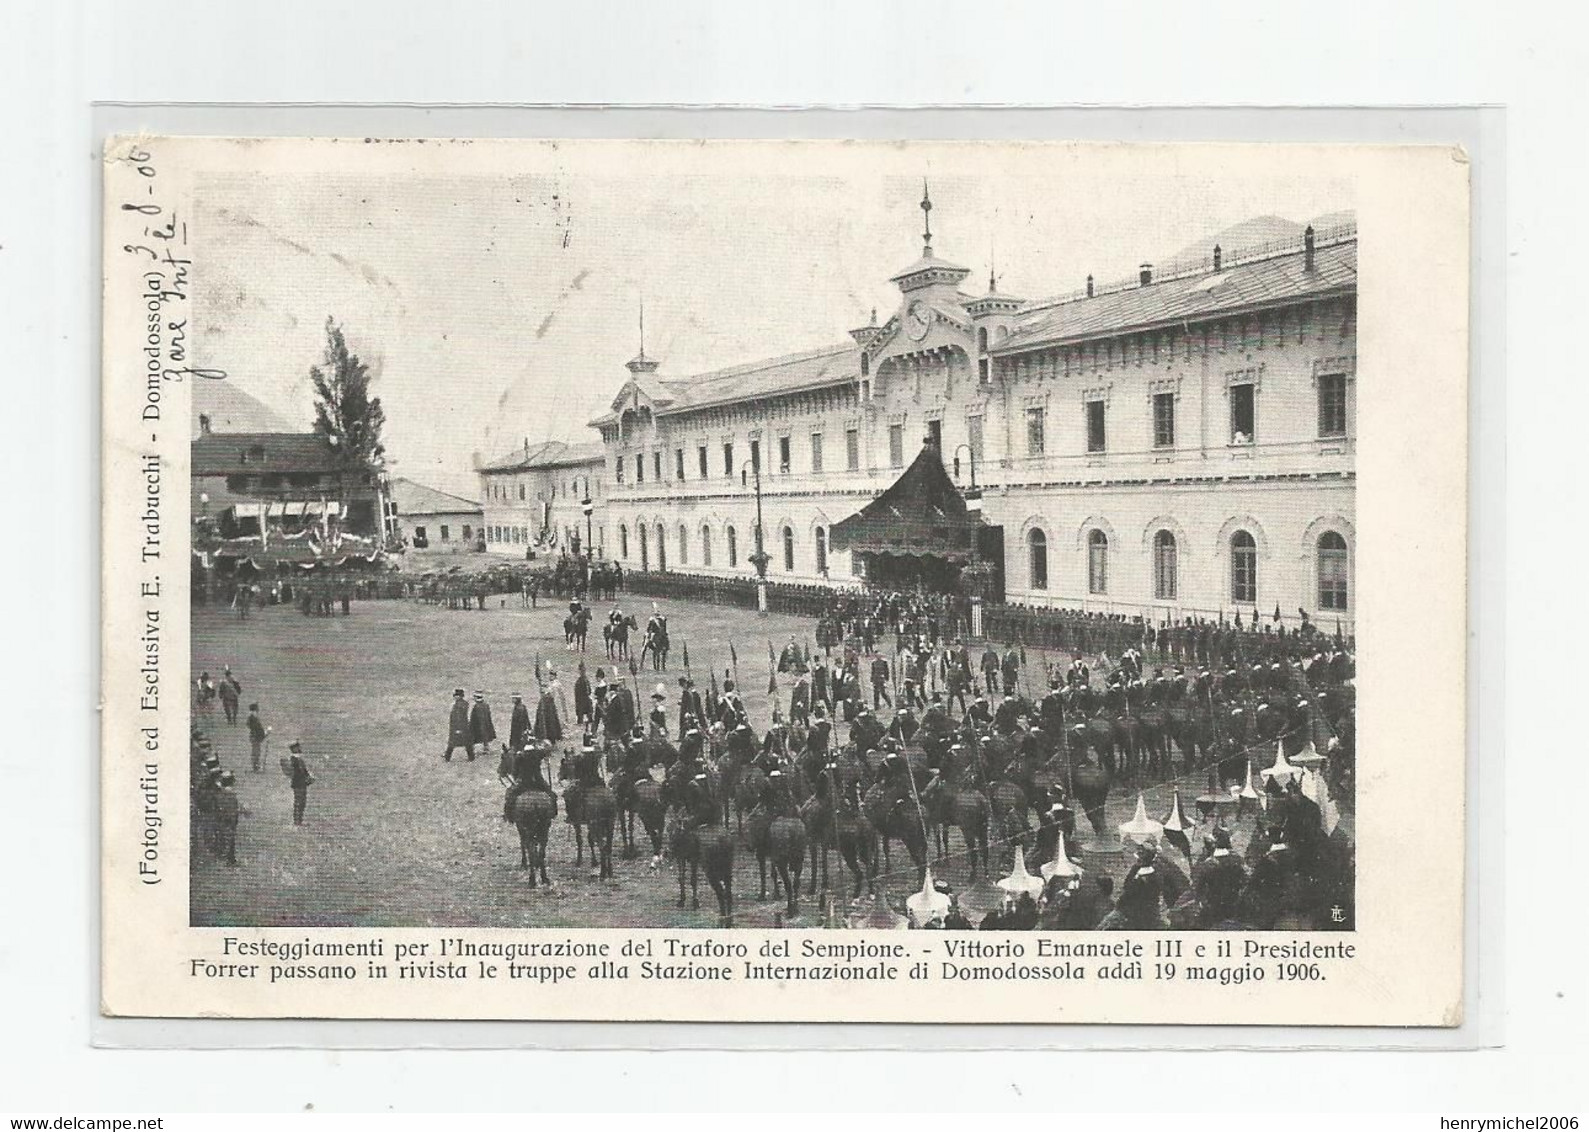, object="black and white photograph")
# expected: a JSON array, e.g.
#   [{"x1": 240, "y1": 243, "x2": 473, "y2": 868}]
[{"x1": 177, "y1": 144, "x2": 1358, "y2": 935}]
